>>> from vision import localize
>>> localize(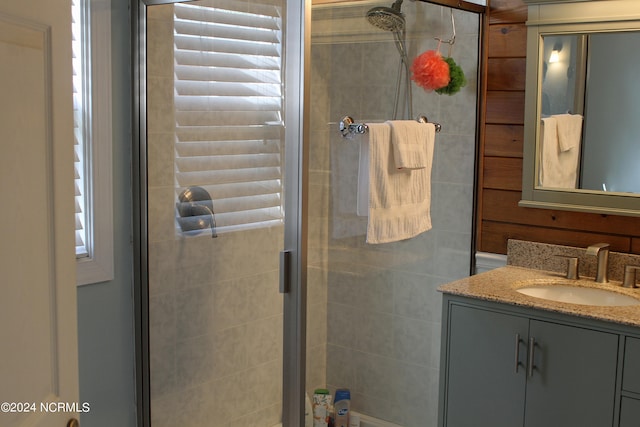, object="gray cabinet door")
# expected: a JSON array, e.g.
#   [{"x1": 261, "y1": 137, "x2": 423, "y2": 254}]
[
  {"x1": 444, "y1": 304, "x2": 529, "y2": 427},
  {"x1": 623, "y1": 337, "x2": 640, "y2": 393},
  {"x1": 619, "y1": 398, "x2": 640, "y2": 427},
  {"x1": 525, "y1": 320, "x2": 618, "y2": 427}
]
